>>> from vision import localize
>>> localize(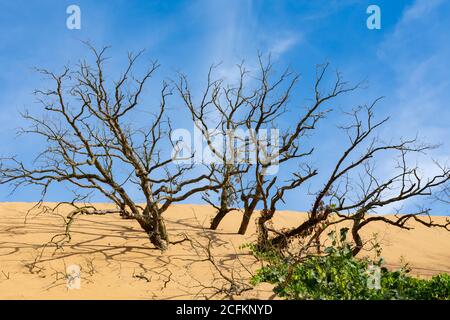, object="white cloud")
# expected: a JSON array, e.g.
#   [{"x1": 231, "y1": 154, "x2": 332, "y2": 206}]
[
  {"x1": 378, "y1": 0, "x2": 450, "y2": 143},
  {"x1": 401, "y1": 0, "x2": 444, "y2": 23},
  {"x1": 373, "y1": 0, "x2": 450, "y2": 214},
  {"x1": 268, "y1": 35, "x2": 300, "y2": 59}
]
